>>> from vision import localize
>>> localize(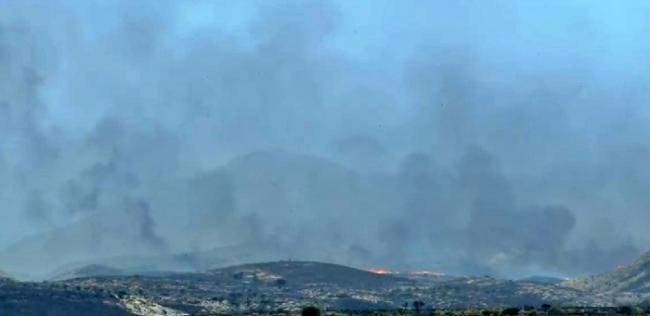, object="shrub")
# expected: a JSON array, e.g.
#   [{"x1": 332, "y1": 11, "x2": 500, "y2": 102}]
[
  {"x1": 413, "y1": 300, "x2": 426, "y2": 313},
  {"x1": 618, "y1": 306, "x2": 633, "y2": 315},
  {"x1": 302, "y1": 306, "x2": 321, "y2": 316},
  {"x1": 501, "y1": 307, "x2": 520, "y2": 316},
  {"x1": 275, "y1": 278, "x2": 287, "y2": 287}
]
